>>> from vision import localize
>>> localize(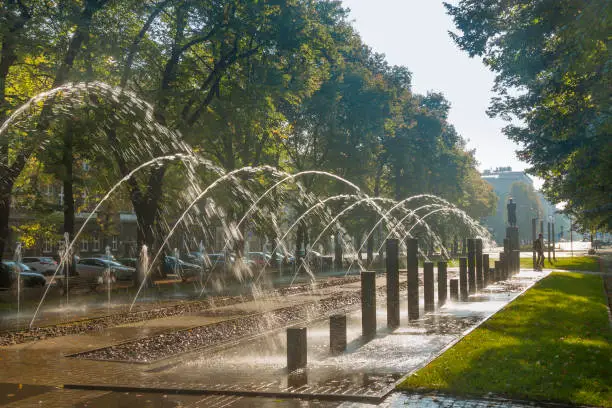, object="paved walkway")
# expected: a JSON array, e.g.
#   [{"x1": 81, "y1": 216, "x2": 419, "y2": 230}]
[
  {"x1": 9, "y1": 263, "x2": 608, "y2": 408},
  {"x1": 0, "y1": 387, "x2": 564, "y2": 407},
  {"x1": 0, "y1": 268, "x2": 554, "y2": 407},
  {"x1": 0, "y1": 276, "x2": 401, "y2": 391}
]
